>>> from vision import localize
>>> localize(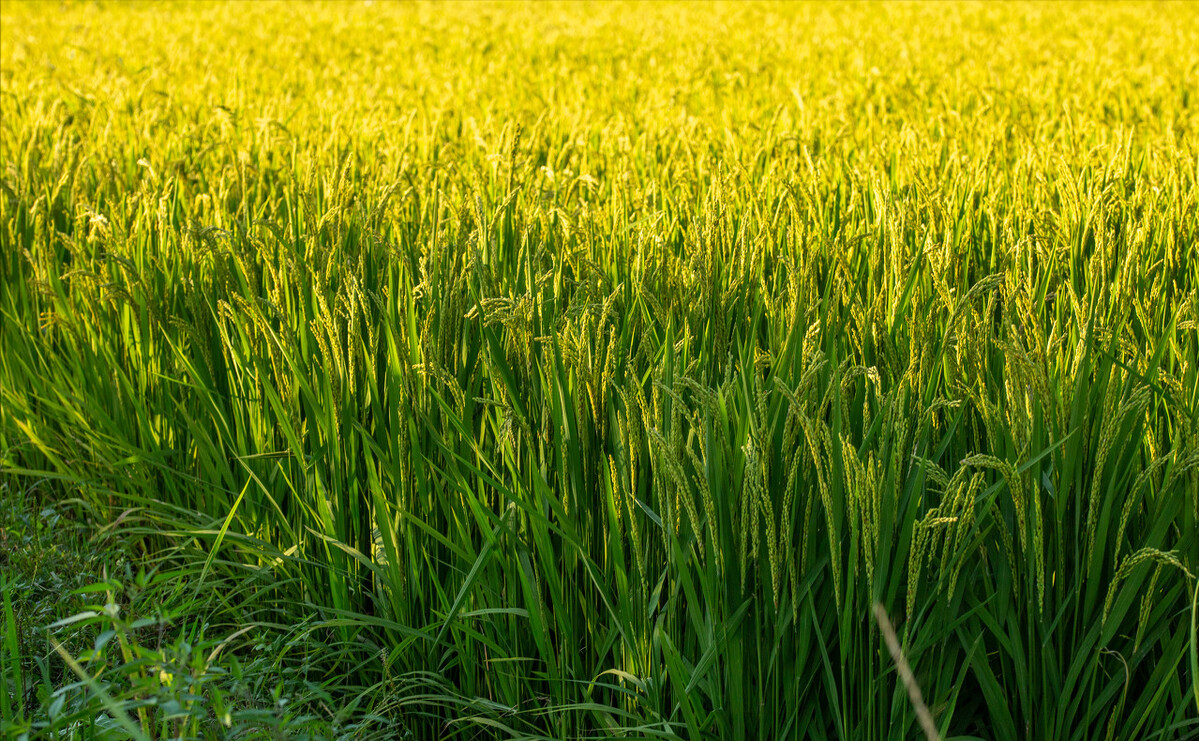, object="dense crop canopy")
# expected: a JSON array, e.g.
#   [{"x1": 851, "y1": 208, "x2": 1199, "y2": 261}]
[{"x1": 2, "y1": 2, "x2": 1197, "y2": 739}]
